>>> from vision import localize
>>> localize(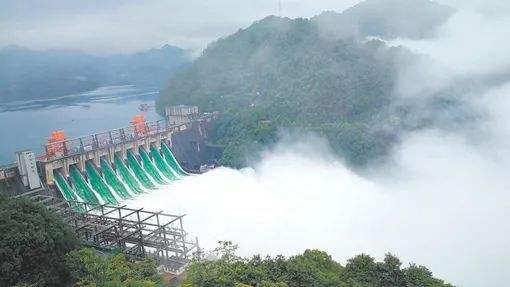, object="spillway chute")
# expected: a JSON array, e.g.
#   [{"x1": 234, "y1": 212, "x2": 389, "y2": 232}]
[
  {"x1": 101, "y1": 158, "x2": 133, "y2": 199},
  {"x1": 139, "y1": 146, "x2": 167, "y2": 185},
  {"x1": 127, "y1": 150, "x2": 157, "y2": 189},
  {"x1": 70, "y1": 166, "x2": 104, "y2": 205},
  {"x1": 161, "y1": 142, "x2": 189, "y2": 176},
  {"x1": 53, "y1": 170, "x2": 86, "y2": 212},
  {"x1": 114, "y1": 154, "x2": 145, "y2": 194},
  {"x1": 85, "y1": 161, "x2": 119, "y2": 205},
  {"x1": 149, "y1": 144, "x2": 178, "y2": 182},
  {"x1": 52, "y1": 142, "x2": 195, "y2": 207}
]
